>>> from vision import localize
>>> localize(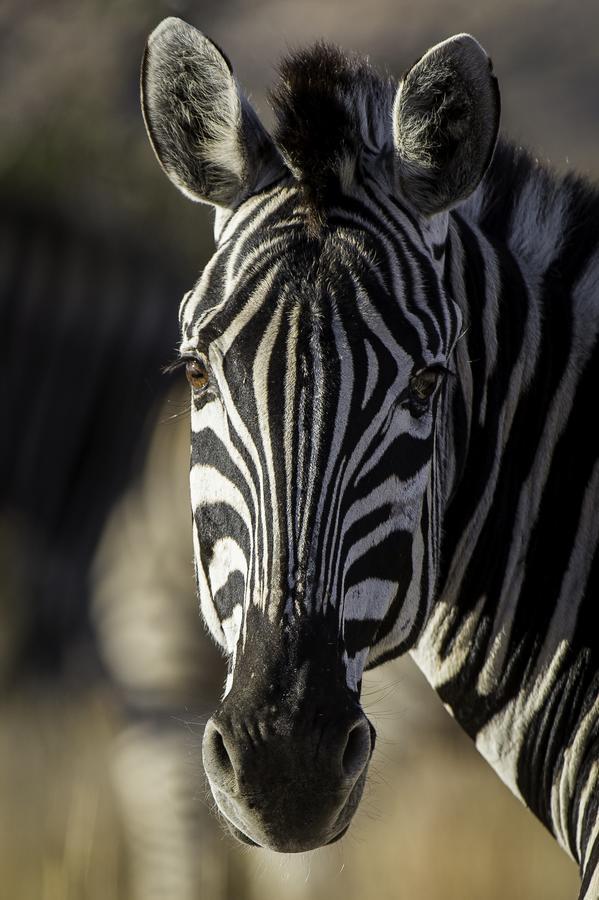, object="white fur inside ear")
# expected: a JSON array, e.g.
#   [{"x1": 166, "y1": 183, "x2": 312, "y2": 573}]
[
  {"x1": 393, "y1": 33, "x2": 500, "y2": 216},
  {"x1": 191, "y1": 50, "x2": 245, "y2": 189},
  {"x1": 164, "y1": 54, "x2": 245, "y2": 205}
]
